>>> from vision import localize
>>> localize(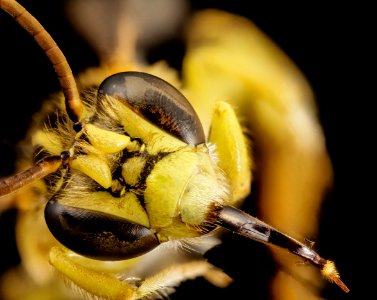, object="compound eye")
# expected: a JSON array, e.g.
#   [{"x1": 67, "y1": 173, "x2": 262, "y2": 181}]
[
  {"x1": 45, "y1": 199, "x2": 159, "y2": 260},
  {"x1": 98, "y1": 71, "x2": 206, "y2": 145}
]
